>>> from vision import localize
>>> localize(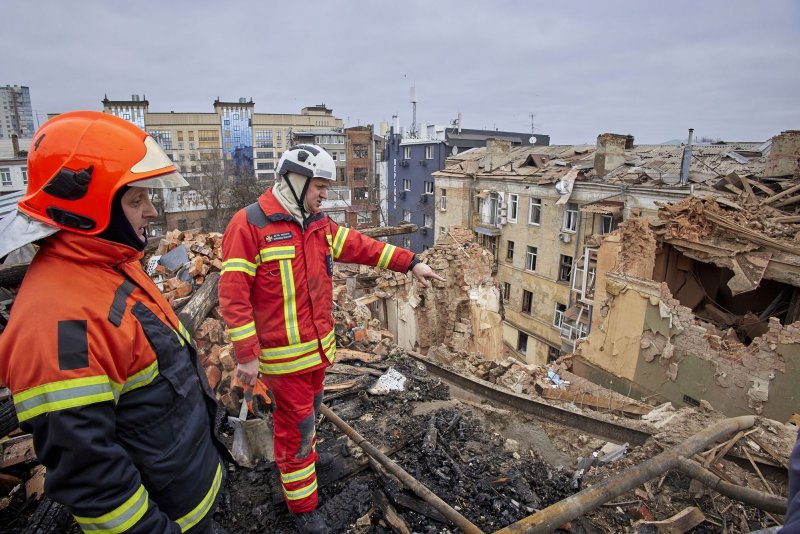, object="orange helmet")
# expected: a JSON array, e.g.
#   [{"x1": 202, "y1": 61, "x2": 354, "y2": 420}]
[{"x1": 18, "y1": 110, "x2": 188, "y2": 234}]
